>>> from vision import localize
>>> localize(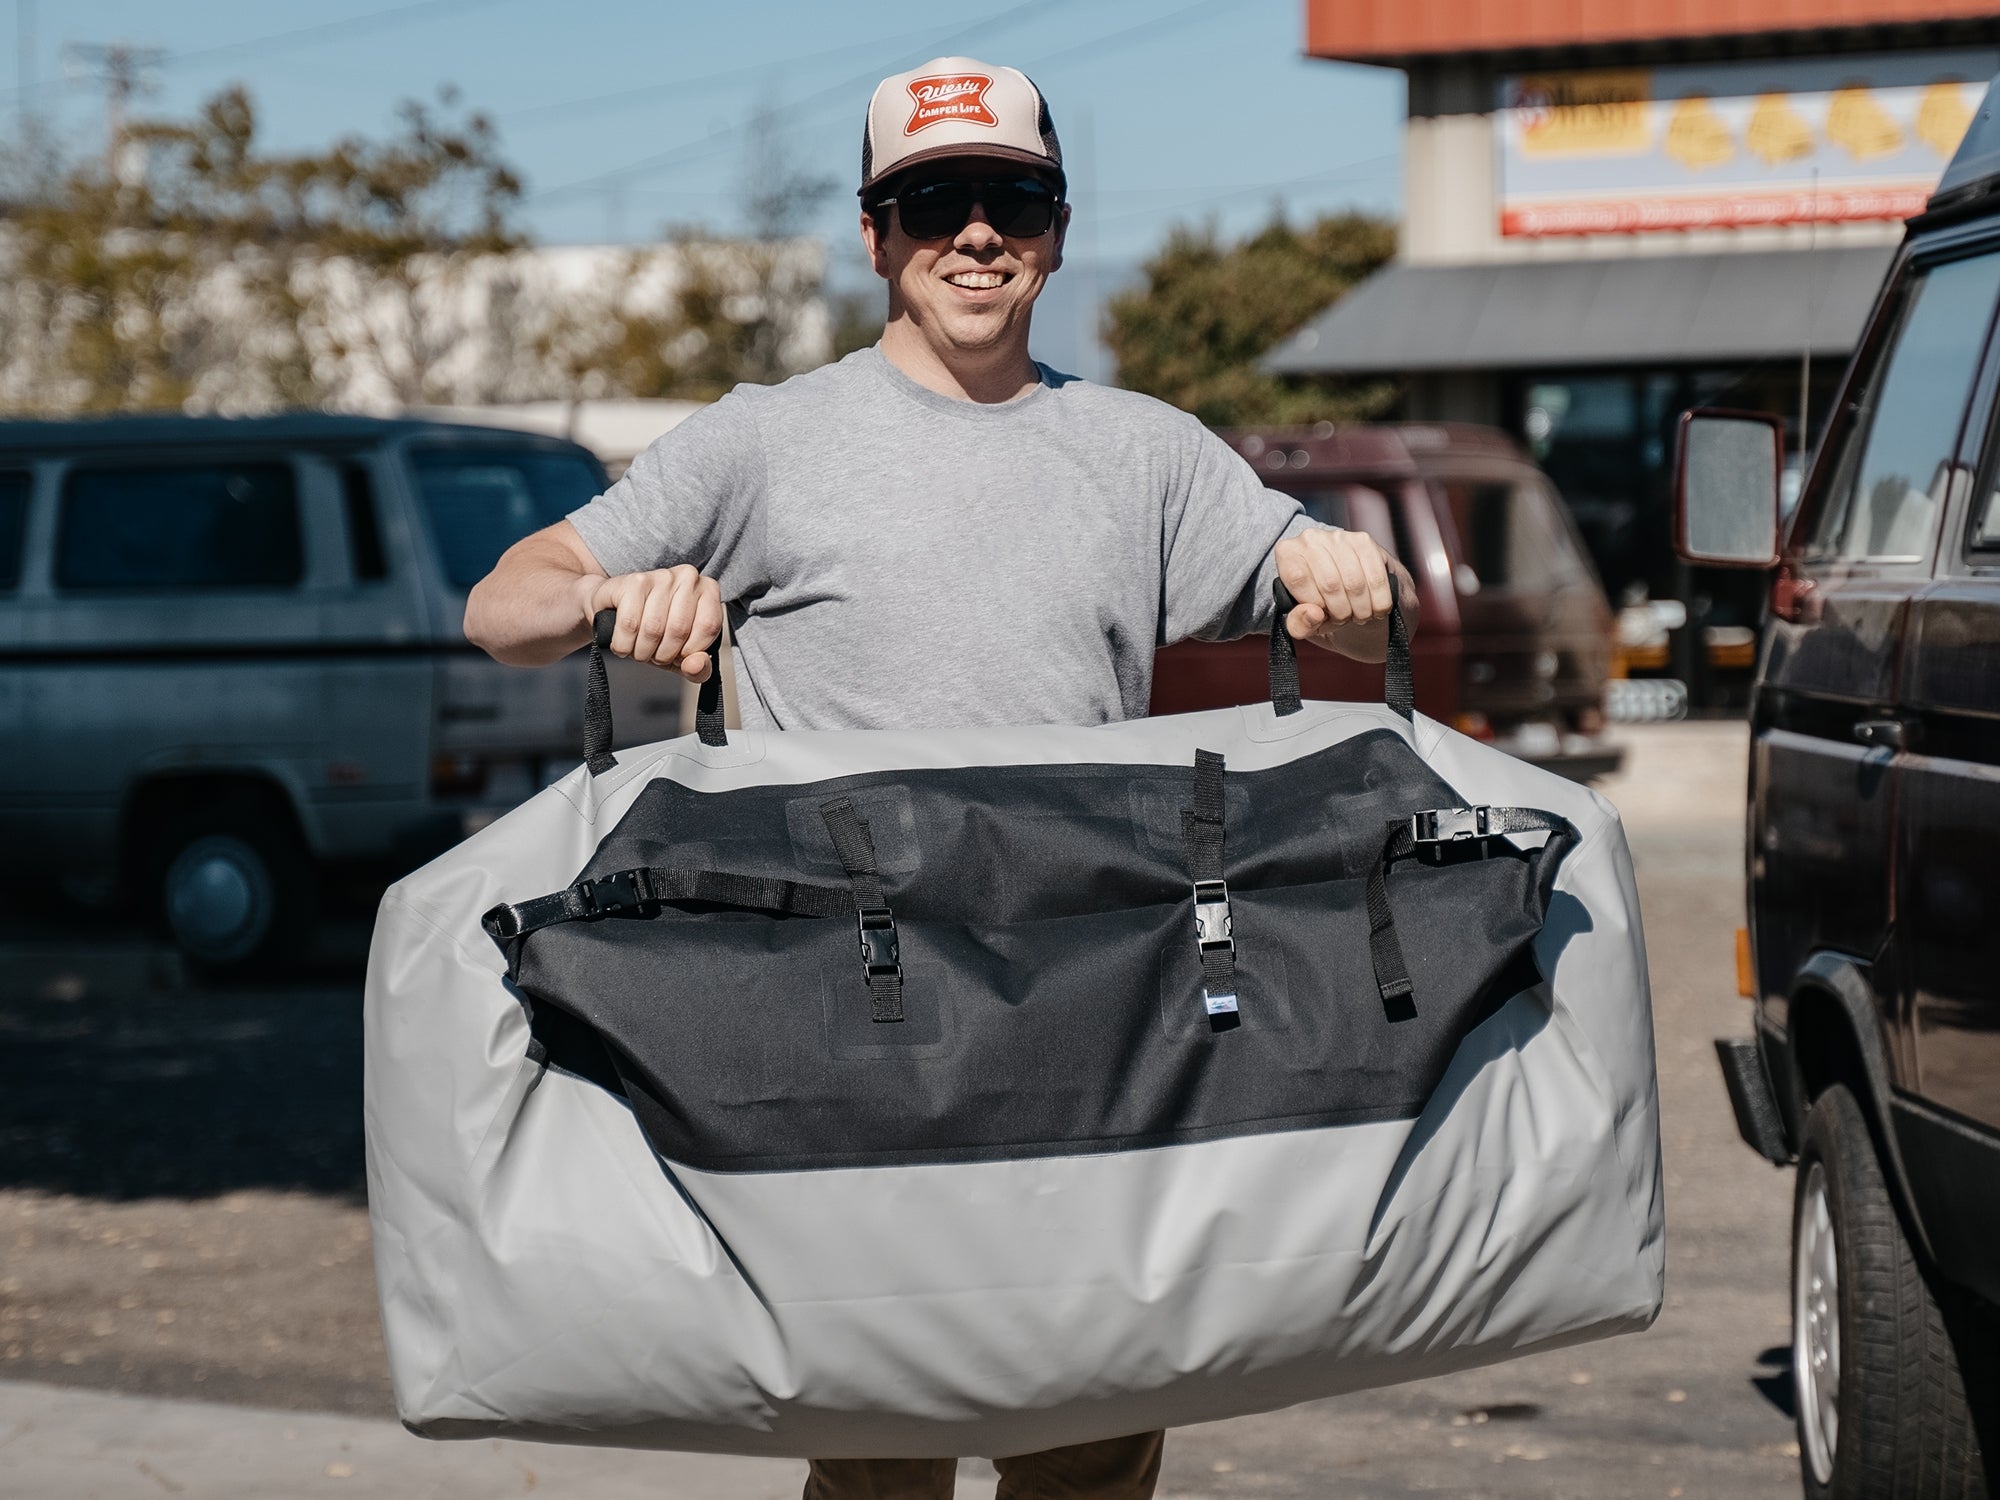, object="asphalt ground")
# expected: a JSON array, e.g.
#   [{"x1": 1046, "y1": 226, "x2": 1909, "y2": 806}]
[{"x1": 0, "y1": 720, "x2": 1805, "y2": 1498}]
